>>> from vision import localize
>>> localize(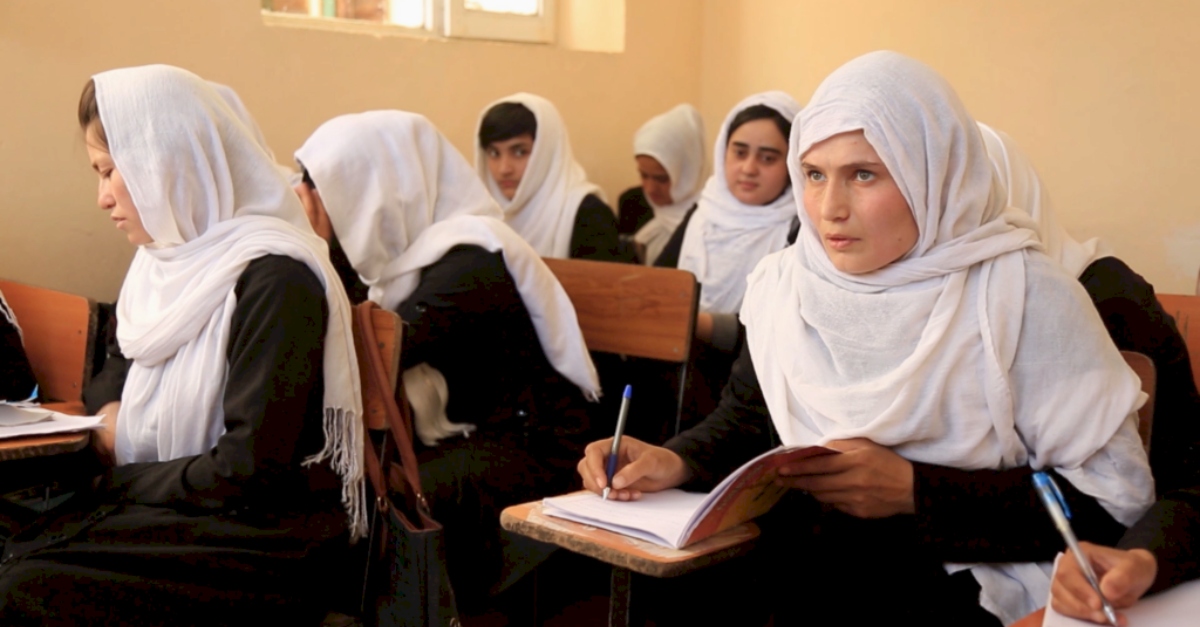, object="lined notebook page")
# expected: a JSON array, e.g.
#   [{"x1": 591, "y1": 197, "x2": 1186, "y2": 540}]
[{"x1": 542, "y1": 490, "x2": 708, "y2": 549}]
